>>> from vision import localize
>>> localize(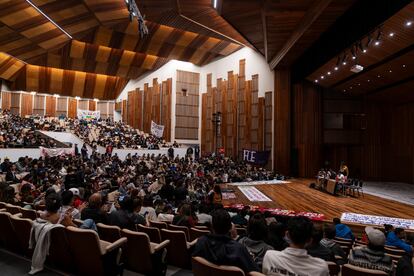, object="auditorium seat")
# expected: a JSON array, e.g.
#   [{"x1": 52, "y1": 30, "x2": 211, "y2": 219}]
[
  {"x1": 0, "y1": 212, "x2": 20, "y2": 252},
  {"x1": 190, "y1": 227, "x2": 210, "y2": 241},
  {"x1": 136, "y1": 224, "x2": 162, "y2": 243},
  {"x1": 149, "y1": 220, "x2": 168, "y2": 230},
  {"x1": 121, "y1": 229, "x2": 170, "y2": 275},
  {"x1": 73, "y1": 219, "x2": 84, "y2": 227},
  {"x1": 326, "y1": 261, "x2": 340, "y2": 276},
  {"x1": 20, "y1": 208, "x2": 37, "y2": 220},
  {"x1": 168, "y1": 224, "x2": 190, "y2": 241},
  {"x1": 192, "y1": 256, "x2": 245, "y2": 276},
  {"x1": 5, "y1": 204, "x2": 21, "y2": 215},
  {"x1": 66, "y1": 226, "x2": 127, "y2": 275},
  {"x1": 342, "y1": 264, "x2": 387, "y2": 276},
  {"x1": 96, "y1": 223, "x2": 122, "y2": 243},
  {"x1": 384, "y1": 246, "x2": 406, "y2": 257},
  {"x1": 161, "y1": 229, "x2": 197, "y2": 268},
  {"x1": 9, "y1": 215, "x2": 33, "y2": 257},
  {"x1": 47, "y1": 226, "x2": 75, "y2": 273}
]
